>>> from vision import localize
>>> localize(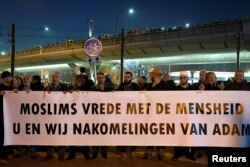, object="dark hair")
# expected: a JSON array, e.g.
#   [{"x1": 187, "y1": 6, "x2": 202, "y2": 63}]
[
  {"x1": 125, "y1": 71, "x2": 133, "y2": 77},
  {"x1": 82, "y1": 75, "x2": 89, "y2": 81},
  {"x1": 1, "y1": 71, "x2": 12, "y2": 79},
  {"x1": 205, "y1": 72, "x2": 216, "y2": 81},
  {"x1": 97, "y1": 72, "x2": 104, "y2": 76},
  {"x1": 140, "y1": 76, "x2": 146, "y2": 80},
  {"x1": 32, "y1": 75, "x2": 42, "y2": 83},
  {"x1": 75, "y1": 75, "x2": 86, "y2": 84},
  {"x1": 10, "y1": 77, "x2": 22, "y2": 88}
]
